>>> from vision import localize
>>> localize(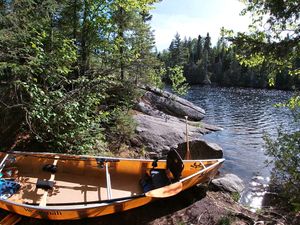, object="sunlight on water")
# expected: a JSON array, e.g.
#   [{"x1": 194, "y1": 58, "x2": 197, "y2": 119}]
[{"x1": 241, "y1": 176, "x2": 270, "y2": 210}]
